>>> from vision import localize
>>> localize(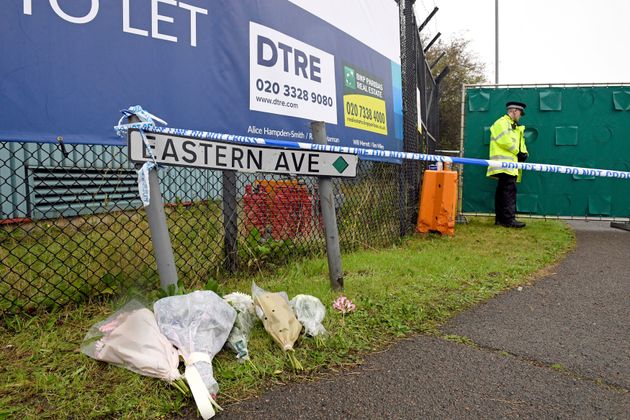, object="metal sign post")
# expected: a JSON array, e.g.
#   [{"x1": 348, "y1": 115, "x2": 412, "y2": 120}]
[
  {"x1": 126, "y1": 120, "x2": 178, "y2": 291},
  {"x1": 144, "y1": 167, "x2": 179, "y2": 290},
  {"x1": 311, "y1": 121, "x2": 344, "y2": 291}
]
